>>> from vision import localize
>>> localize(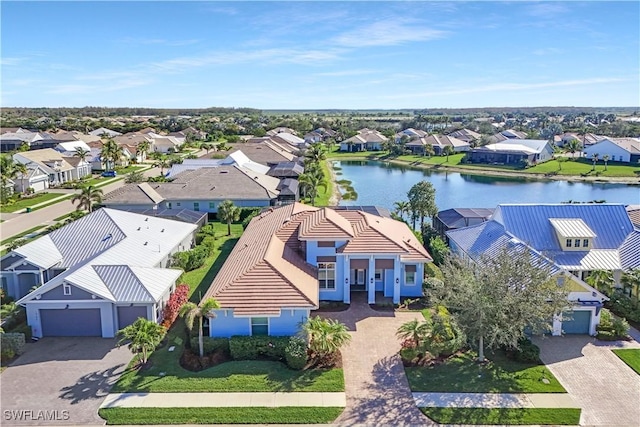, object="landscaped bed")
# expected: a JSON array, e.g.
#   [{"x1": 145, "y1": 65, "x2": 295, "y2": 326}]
[
  {"x1": 420, "y1": 407, "x2": 581, "y2": 425},
  {"x1": 612, "y1": 349, "x2": 640, "y2": 375},
  {"x1": 405, "y1": 350, "x2": 566, "y2": 393},
  {"x1": 99, "y1": 407, "x2": 344, "y2": 425}
]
